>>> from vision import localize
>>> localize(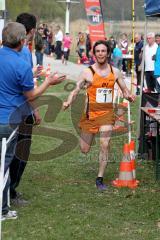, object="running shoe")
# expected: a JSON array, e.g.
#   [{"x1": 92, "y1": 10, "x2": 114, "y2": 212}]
[
  {"x1": 96, "y1": 178, "x2": 107, "y2": 191},
  {"x1": 1, "y1": 210, "x2": 17, "y2": 221}
]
